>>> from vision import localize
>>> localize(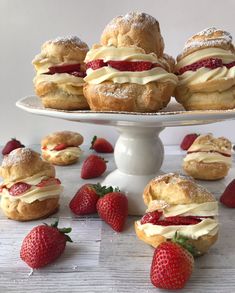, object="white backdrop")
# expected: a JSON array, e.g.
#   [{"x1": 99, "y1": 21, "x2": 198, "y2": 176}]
[{"x1": 1, "y1": 0, "x2": 235, "y2": 146}]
